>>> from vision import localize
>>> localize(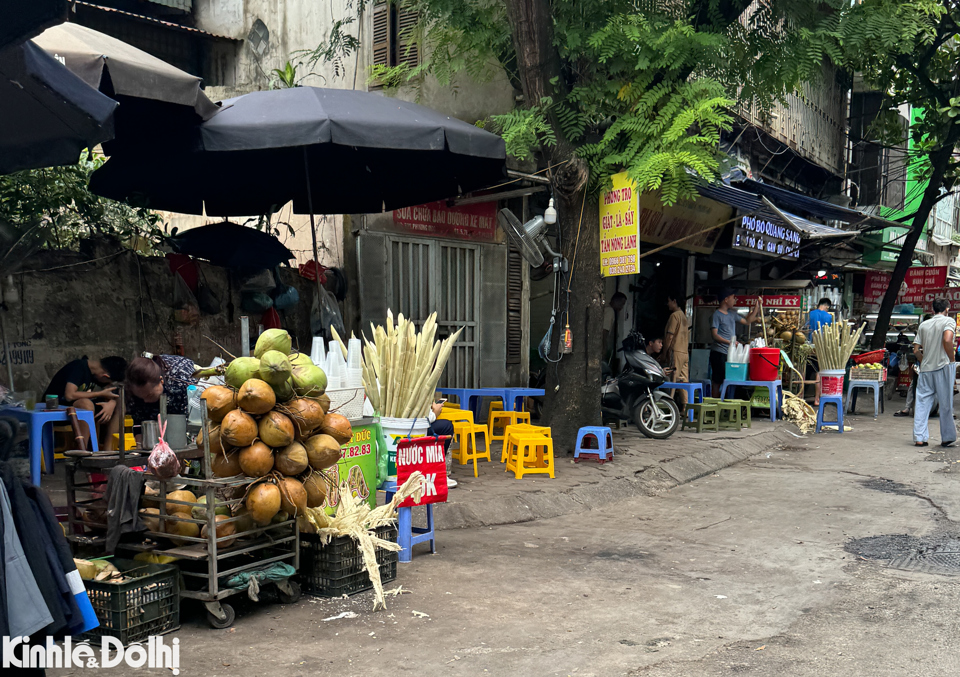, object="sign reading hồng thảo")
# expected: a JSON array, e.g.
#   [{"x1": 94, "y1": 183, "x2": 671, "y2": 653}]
[{"x1": 599, "y1": 172, "x2": 639, "y2": 277}]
